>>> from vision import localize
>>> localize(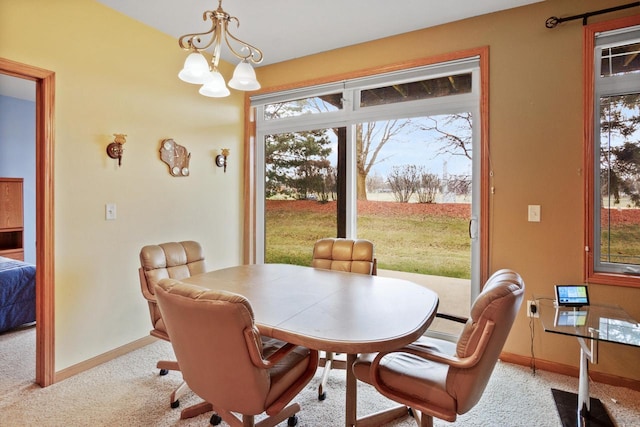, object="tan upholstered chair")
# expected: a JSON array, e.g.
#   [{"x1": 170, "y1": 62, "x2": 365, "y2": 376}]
[
  {"x1": 352, "y1": 269, "x2": 525, "y2": 427},
  {"x1": 311, "y1": 237, "x2": 377, "y2": 275},
  {"x1": 311, "y1": 237, "x2": 376, "y2": 400},
  {"x1": 138, "y1": 241, "x2": 206, "y2": 414},
  {"x1": 155, "y1": 278, "x2": 319, "y2": 427}
]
